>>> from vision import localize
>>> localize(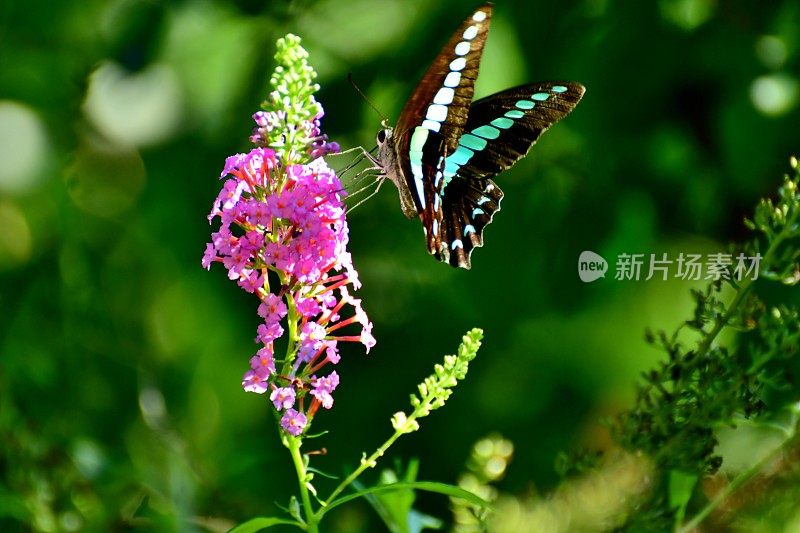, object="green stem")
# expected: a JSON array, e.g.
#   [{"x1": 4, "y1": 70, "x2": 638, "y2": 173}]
[
  {"x1": 321, "y1": 429, "x2": 404, "y2": 512},
  {"x1": 285, "y1": 290, "x2": 299, "y2": 361},
  {"x1": 693, "y1": 192, "x2": 798, "y2": 360},
  {"x1": 287, "y1": 436, "x2": 319, "y2": 533},
  {"x1": 319, "y1": 395, "x2": 441, "y2": 518}
]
